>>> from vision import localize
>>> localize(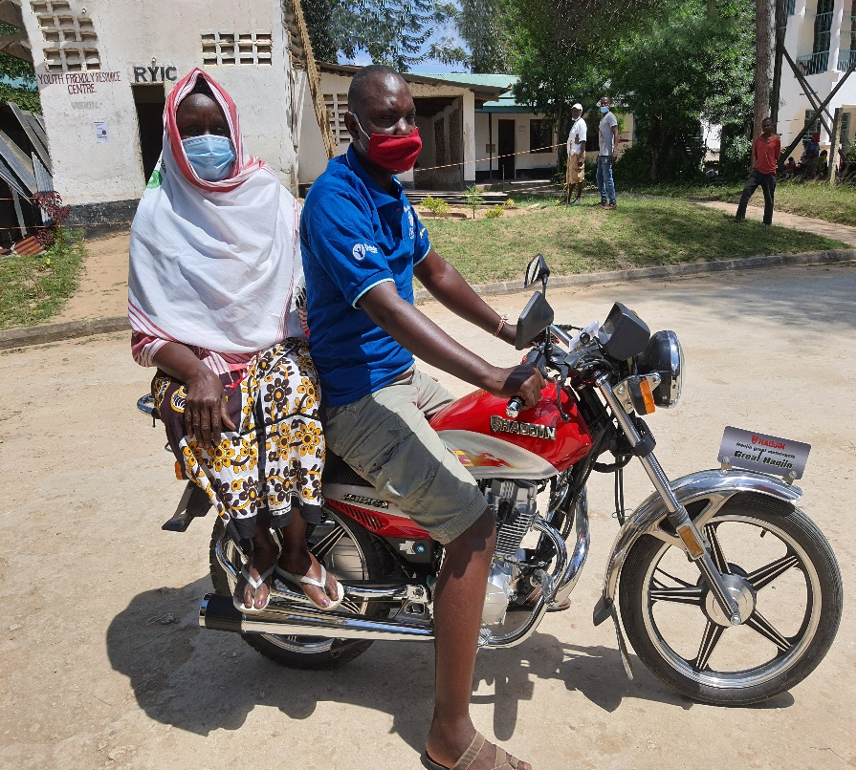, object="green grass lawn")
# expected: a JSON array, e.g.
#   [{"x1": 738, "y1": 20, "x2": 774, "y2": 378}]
[
  {"x1": 424, "y1": 195, "x2": 848, "y2": 285},
  {"x1": 0, "y1": 232, "x2": 86, "y2": 330},
  {"x1": 625, "y1": 181, "x2": 856, "y2": 226}
]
